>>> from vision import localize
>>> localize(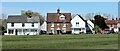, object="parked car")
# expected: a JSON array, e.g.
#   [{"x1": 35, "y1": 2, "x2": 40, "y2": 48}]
[{"x1": 101, "y1": 28, "x2": 110, "y2": 34}]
